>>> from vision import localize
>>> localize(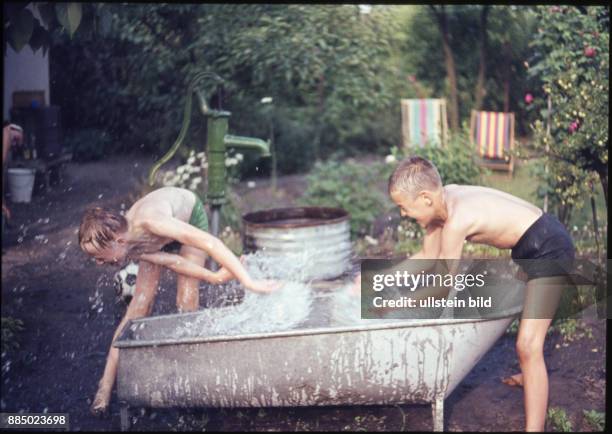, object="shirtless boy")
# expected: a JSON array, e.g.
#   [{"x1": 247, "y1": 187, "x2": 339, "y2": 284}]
[
  {"x1": 78, "y1": 186, "x2": 281, "y2": 415},
  {"x1": 356, "y1": 156, "x2": 575, "y2": 431}
]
